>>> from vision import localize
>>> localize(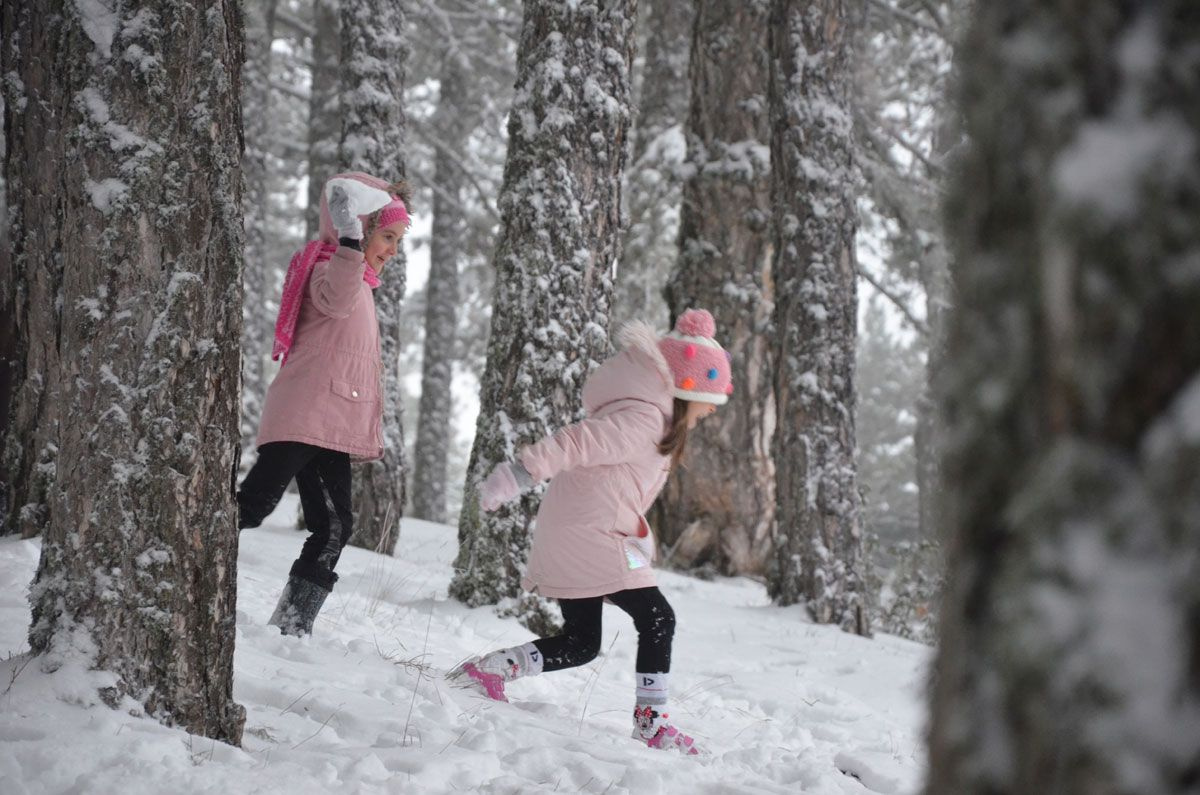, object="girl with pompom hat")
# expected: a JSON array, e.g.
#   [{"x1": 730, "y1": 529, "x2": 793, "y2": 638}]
[
  {"x1": 450, "y1": 309, "x2": 733, "y2": 755},
  {"x1": 235, "y1": 173, "x2": 412, "y2": 637}
]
